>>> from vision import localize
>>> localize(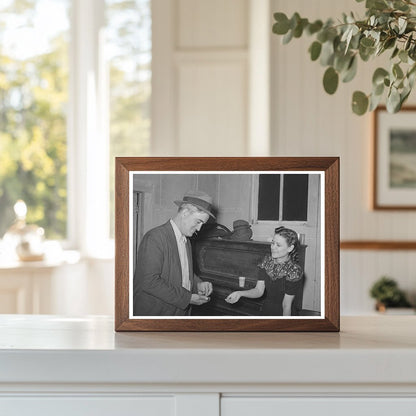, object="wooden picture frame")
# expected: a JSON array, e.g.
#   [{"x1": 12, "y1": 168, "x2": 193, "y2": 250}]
[
  {"x1": 373, "y1": 106, "x2": 416, "y2": 210},
  {"x1": 115, "y1": 157, "x2": 339, "y2": 331}
]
